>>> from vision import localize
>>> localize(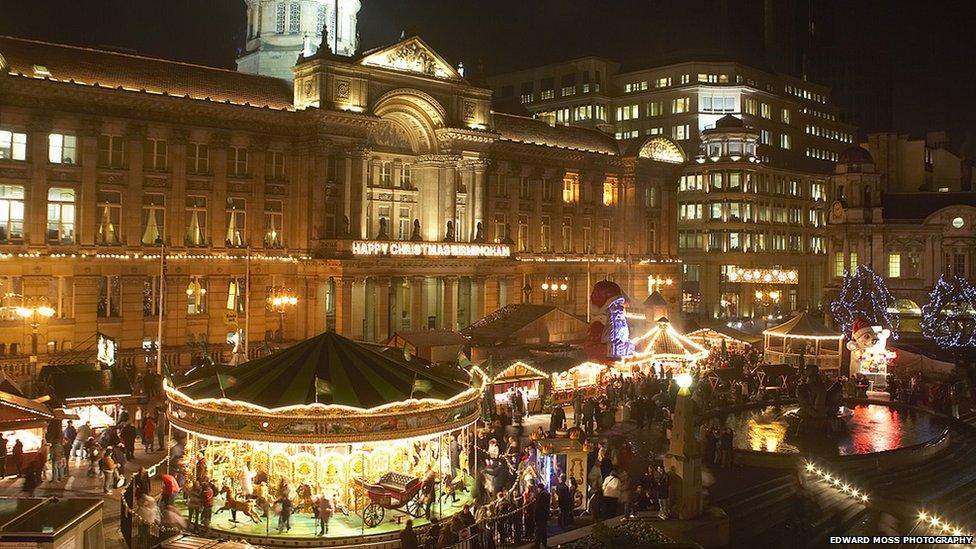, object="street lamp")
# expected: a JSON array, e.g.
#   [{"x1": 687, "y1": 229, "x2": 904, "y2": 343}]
[
  {"x1": 267, "y1": 287, "x2": 298, "y2": 342},
  {"x1": 648, "y1": 275, "x2": 675, "y2": 293},
  {"x1": 14, "y1": 296, "x2": 55, "y2": 396},
  {"x1": 754, "y1": 288, "x2": 782, "y2": 328},
  {"x1": 540, "y1": 277, "x2": 569, "y2": 301}
]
